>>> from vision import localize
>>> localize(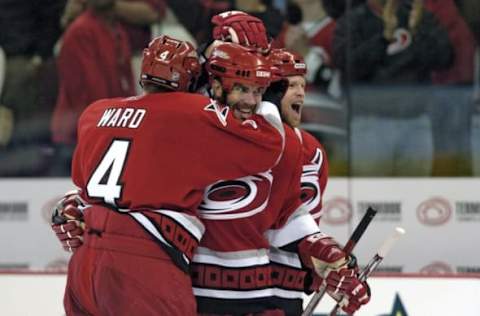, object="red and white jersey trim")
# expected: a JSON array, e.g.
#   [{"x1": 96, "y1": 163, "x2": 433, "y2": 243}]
[
  {"x1": 125, "y1": 208, "x2": 205, "y2": 270},
  {"x1": 193, "y1": 287, "x2": 304, "y2": 300},
  {"x1": 269, "y1": 247, "x2": 302, "y2": 269},
  {"x1": 257, "y1": 101, "x2": 285, "y2": 166},
  {"x1": 155, "y1": 210, "x2": 205, "y2": 240},
  {"x1": 192, "y1": 247, "x2": 305, "y2": 300},
  {"x1": 193, "y1": 247, "x2": 270, "y2": 267},
  {"x1": 129, "y1": 212, "x2": 172, "y2": 246},
  {"x1": 265, "y1": 207, "x2": 320, "y2": 248},
  {"x1": 122, "y1": 208, "x2": 205, "y2": 241}
]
